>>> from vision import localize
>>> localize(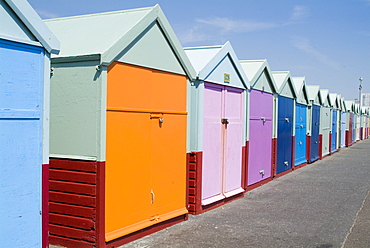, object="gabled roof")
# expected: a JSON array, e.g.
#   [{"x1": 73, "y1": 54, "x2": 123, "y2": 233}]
[
  {"x1": 344, "y1": 100, "x2": 354, "y2": 112},
  {"x1": 339, "y1": 97, "x2": 346, "y2": 111},
  {"x1": 319, "y1": 89, "x2": 330, "y2": 107},
  {"x1": 239, "y1": 59, "x2": 277, "y2": 92},
  {"x1": 292, "y1": 77, "x2": 309, "y2": 105},
  {"x1": 306, "y1": 85, "x2": 321, "y2": 104},
  {"x1": 44, "y1": 4, "x2": 196, "y2": 79},
  {"x1": 184, "y1": 41, "x2": 249, "y2": 89},
  {"x1": 3, "y1": 0, "x2": 59, "y2": 54},
  {"x1": 329, "y1": 93, "x2": 340, "y2": 109},
  {"x1": 271, "y1": 71, "x2": 297, "y2": 98}
]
